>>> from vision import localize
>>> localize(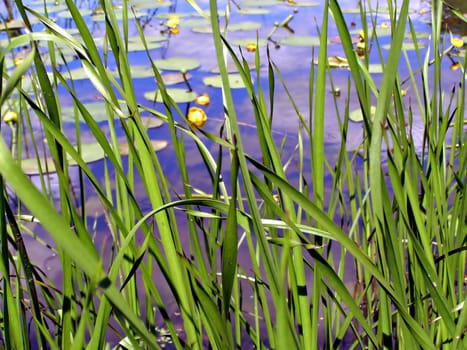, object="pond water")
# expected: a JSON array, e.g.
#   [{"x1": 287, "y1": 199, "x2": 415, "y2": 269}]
[{"x1": 1, "y1": 0, "x2": 466, "y2": 347}]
